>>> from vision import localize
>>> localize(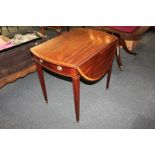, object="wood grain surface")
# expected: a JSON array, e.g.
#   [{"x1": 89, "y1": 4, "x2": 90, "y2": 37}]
[
  {"x1": 31, "y1": 28, "x2": 118, "y2": 81},
  {"x1": 31, "y1": 28, "x2": 117, "y2": 67}
]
